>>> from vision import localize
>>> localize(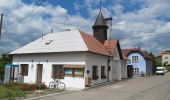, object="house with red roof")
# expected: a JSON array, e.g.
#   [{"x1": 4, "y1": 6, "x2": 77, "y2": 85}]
[
  {"x1": 5, "y1": 9, "x2": 125, "y2": 89},
  {"x1": 156, "y1": 52, "x2": 170, "y2": 69},
  {"x1": 122, "y1": 48, "x2": 152, "y2": 77}
]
